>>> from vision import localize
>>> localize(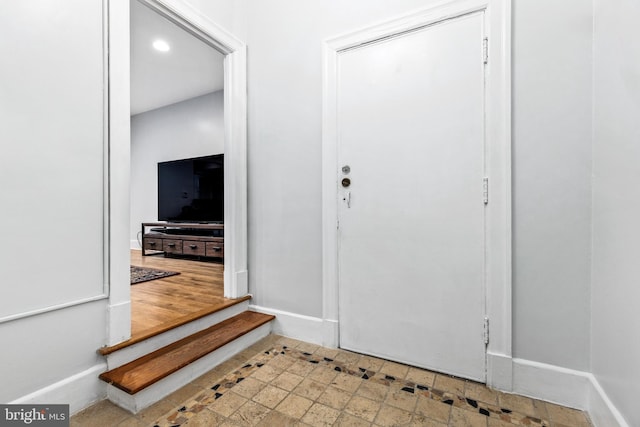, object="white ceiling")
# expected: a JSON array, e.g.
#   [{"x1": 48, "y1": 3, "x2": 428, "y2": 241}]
[{"x1": 130, "y1": 1, "x2": 225, "y2": 115}]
